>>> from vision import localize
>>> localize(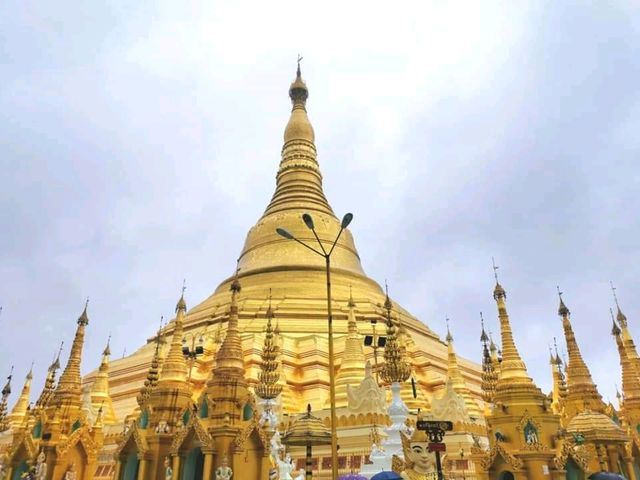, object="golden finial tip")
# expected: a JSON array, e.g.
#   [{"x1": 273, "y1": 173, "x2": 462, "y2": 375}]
[{"x1": 557, "y1": 286, "x2": 570, "y2": 316}]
